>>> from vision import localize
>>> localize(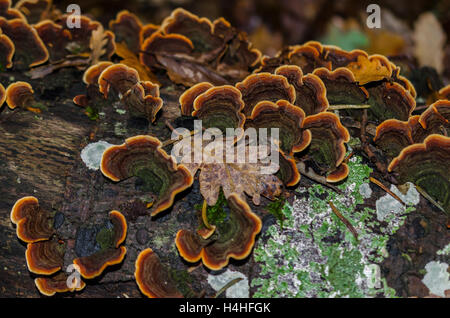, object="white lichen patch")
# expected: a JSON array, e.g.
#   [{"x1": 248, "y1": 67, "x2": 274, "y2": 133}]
[
  {"x1": 437, "y1": 243, "x2": 450, "y2": 256},
  {"x1": 422, "y1": 261, "x2": 450, "y2": 297},
  {"x1": 359, "y1": 183, "x2": 372, "y2": 199},
  {"x1": 80, "y1": 140, "x2": 114, "y2": 171},
  {"x1": 375, "y1": 182, "x2": 420, "y2": 223},
  {"x1": 208, "y1": 269, "x2": 249, "y2": 298}
]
